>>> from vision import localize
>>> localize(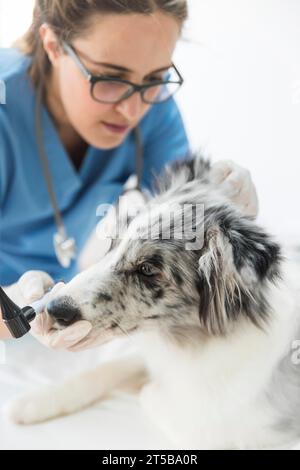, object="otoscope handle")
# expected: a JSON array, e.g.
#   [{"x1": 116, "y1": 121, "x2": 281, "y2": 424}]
[{"x1": 0, "y1": 286, "x2": 37, "y2": 339}]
